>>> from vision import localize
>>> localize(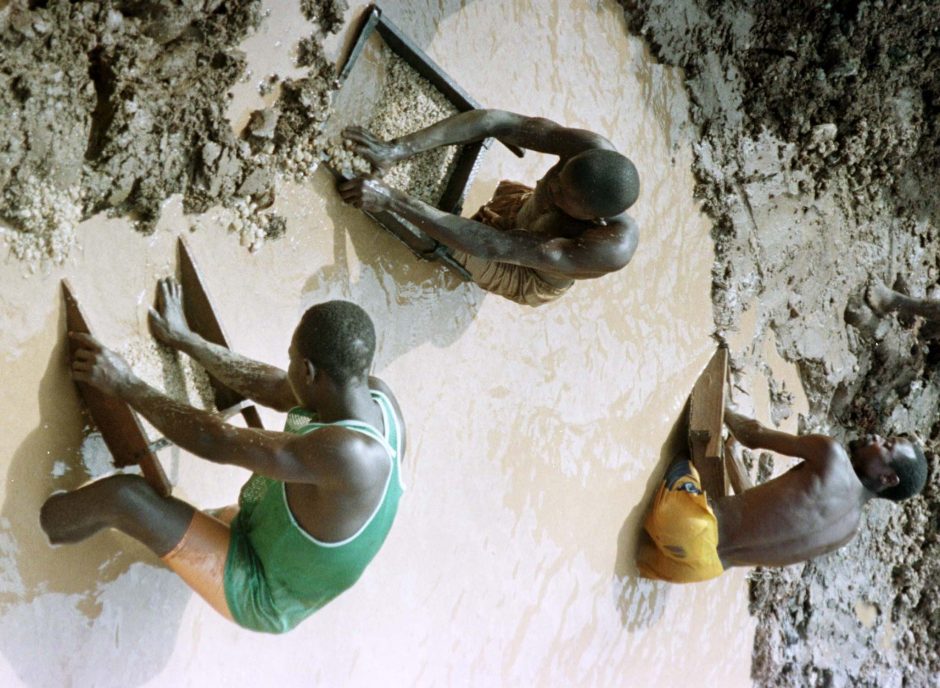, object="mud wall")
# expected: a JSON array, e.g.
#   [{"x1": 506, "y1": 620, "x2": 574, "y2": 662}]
[{"x1": 620, "y1": 1, "x2": 940, "y2": 685}]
